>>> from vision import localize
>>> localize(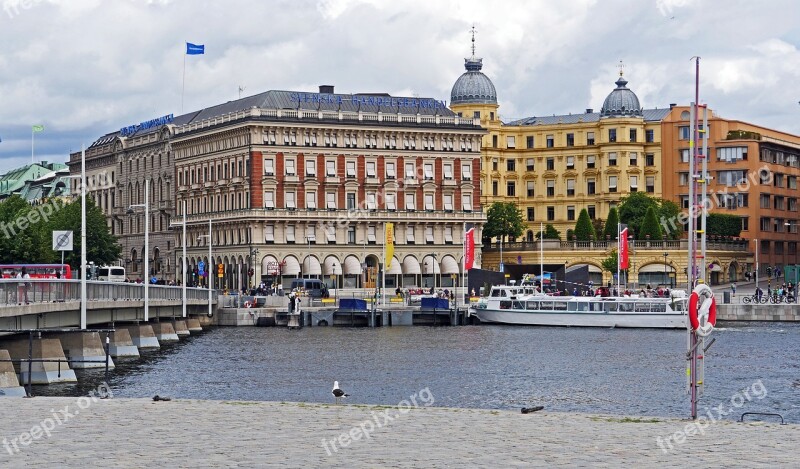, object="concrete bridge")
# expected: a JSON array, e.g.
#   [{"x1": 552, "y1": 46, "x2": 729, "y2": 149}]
[{"x1": 0, "y1": 279, "x2": 217, "y2": 395}]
